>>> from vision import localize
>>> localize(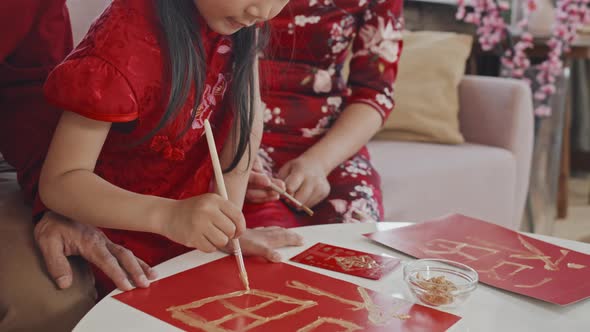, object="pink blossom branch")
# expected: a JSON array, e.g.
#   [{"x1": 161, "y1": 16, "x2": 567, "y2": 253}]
[
  {"x1": 533, "y1": 0, "x2": 590, "y2": 115},
  {"x1": 456, "y1": 0, "x2": 590, "y2": 116}
]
